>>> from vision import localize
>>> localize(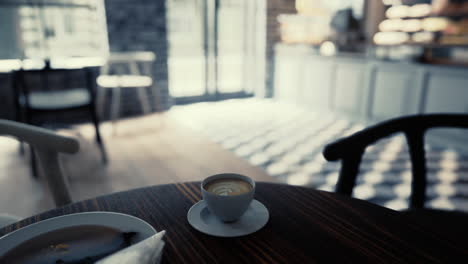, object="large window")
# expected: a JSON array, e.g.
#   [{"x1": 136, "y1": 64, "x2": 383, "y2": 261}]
[
  {"x1": 167, "y1": 0, "x2": 266, "y2": 101},
  {"x1": 0, "y1": 0, "x2": 108, "y2": 64}
]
